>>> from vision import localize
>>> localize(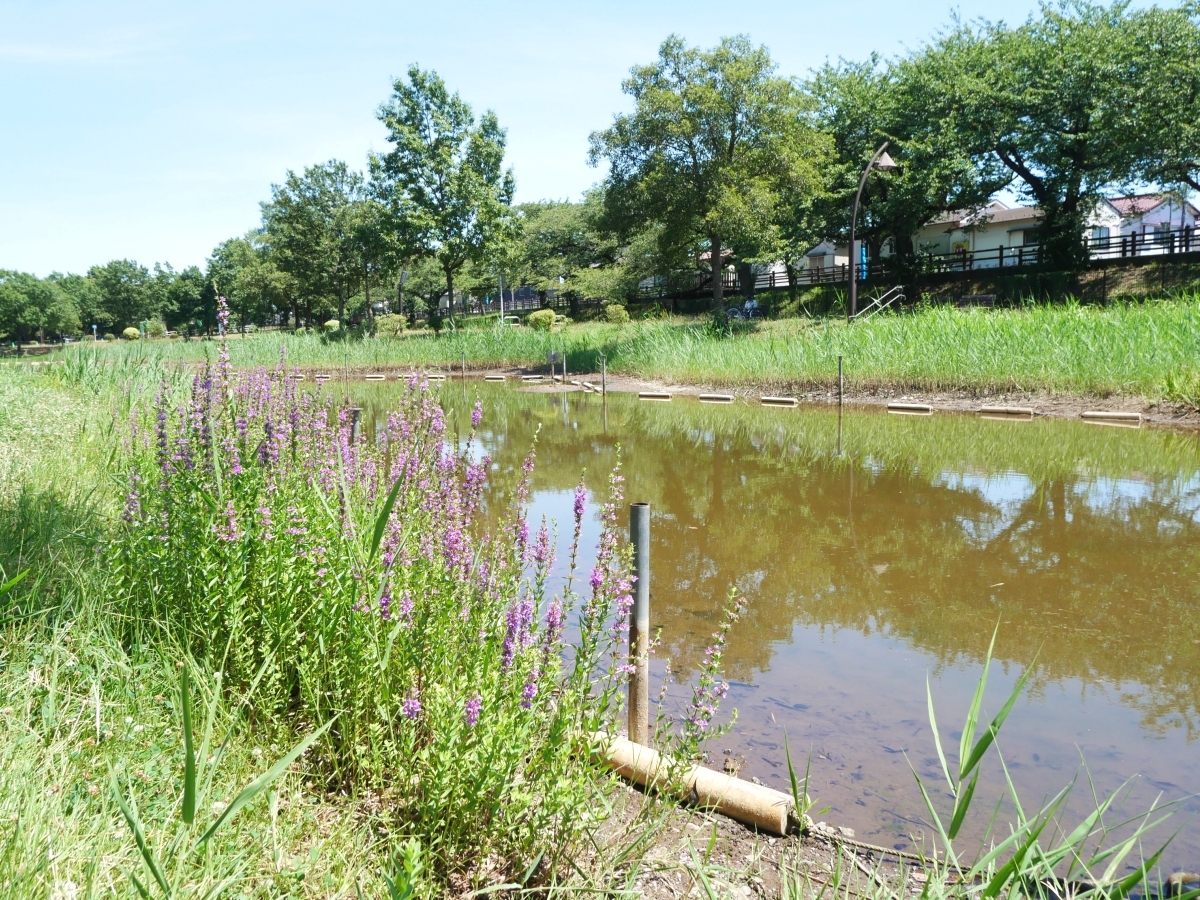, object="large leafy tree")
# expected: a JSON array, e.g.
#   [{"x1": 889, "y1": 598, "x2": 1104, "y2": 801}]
[
  {"x1": 88, "y1": 259, "x2": 155, "y2": 330},
  {"x1": 207, "y1": 237, "x2": 292, "y2": 330},
  {"x1": 261, "y1": 161, "x2": 365, "y2": 326},
  {"x1": 1128, "y1": 2, "x2": 1200, "y2": 196},
  {"x1": 0, "y1": 271, "x2": 81, "y2": 342},
  {"x1": 48, "y1": 272, "x2": 105, "y2": 333},
  {"x1": 805, "y1": 54, "x2": 1010, "y2": 267},
  {"x1": 148, "y1": 263, "x2": 208, "y2": 331},
  {"x1": 931, "y1": 1, "x2": 1175, "y2": 270},
  {"x1": 515, "y1": 194, "x2": 622, "y2": 309},
  {"x1": 376, "y1": 66, "x2": 516, "y2": 326},
  {"x1": 590, "y1": 35, "x2": 827, "y2": 312}
]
